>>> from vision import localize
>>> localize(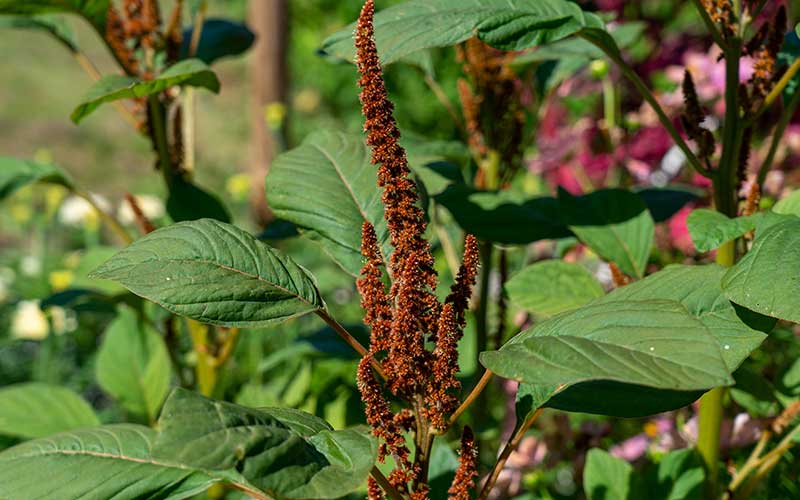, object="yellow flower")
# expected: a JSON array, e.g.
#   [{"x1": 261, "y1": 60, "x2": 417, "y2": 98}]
[
  {"x1": 225, "y1": 174, "x2": 251, "y2": 202},
  {"x1": 49, "y1": 270, "x2": 74, "y2": 292},
  {"x1": 264, "y1": 102, "x2": 287, "y2": 131},
  {"x1": 45, "y1": 186, "x2": 67, "y2": 215},
  {"x1": 643, "y1": 421, "x2": 658, "y2": 438}
]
